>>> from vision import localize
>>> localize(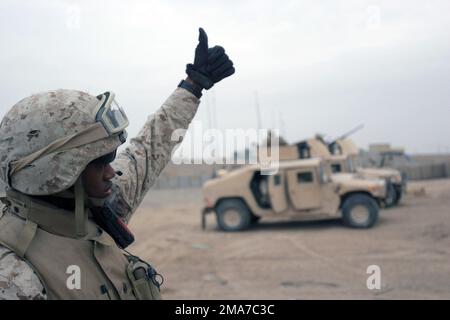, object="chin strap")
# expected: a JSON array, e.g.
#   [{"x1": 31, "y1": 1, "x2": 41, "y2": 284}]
[
  {"x1": 74, "y1": 177, "x2": 88, "y2": 238},
  {"x1": 73, "y1": 181, "x2": 135, "y2": 248}
]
